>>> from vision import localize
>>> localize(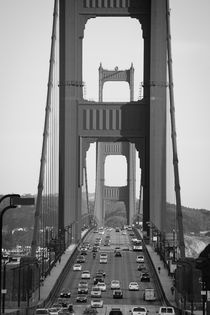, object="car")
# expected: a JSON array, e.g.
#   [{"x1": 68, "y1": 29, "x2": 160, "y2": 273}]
[
  {"x1": 78, "y1": 281, "x2": 88, "y2": 294},
  {"x1": 109, "y1": 308, "x2": 123, "y2": 315},
  {"x1": 92, "y1": 246, "x2": 99, "y2": 252},
  {"x1": 91, "y1": 286, "x2": 102, "y2": 297},
  {"x1": 140, "y1": 273, "x2": 150, "y2": 282},
  {"x1": 115, "y1": 227, "x2": 120, "y2": 232},
  {"x1": 35, "y1": 309, "x2": 50, "y2": 315},
  {"x1": 131, "y1": 238, "x2": 138, "y2": 243},
  {"x1": 78, "y1": 280, "x2": 88, "y2": 287},
  {"x1": 136, "y1": 255, "x2": 144, "y2": 263},
  {"x1": 96, "y1": 282, "x2": 106, "y2": 291},
  {"x1": 97, "y1": 269, "x2": 106, "y2": 277},
  {"x1": 73, "y1": 263, "x2": 82, "y2": 271},
  {"x1": 111, "y1": 280, "x2": 120, "y2": 289},
  {"x1": 76, "y1": 295, "x2": 87, "y2": 303},
  {"x1": 130, "y1": 306, "x2": 148, "y2": 315},
  {"x1": 158, "y1": 307, "x2": 175, "y2": 315},
  {"x1": 115, "y1": 251, "x2": 122, "y2": 257},
  {"x1": 133, "y1": 245, "x2": 143, "y2": 251},
  {"x1": 58, "y1": 308, "x2": 72, "y2": 315},
  {"x1": 114, "y1": 247, "x2": 121, "y2": 253},
  {"x1": 81, "y1": 270, "x2": 91, "y2": 279},
  {"x1": 93, "y1": 276, "x2": 104, "y2": 285},
  {"x1": 113, "y1": 289, "x2": 123, "y2": 299},
  {"x1": 80, "y1": 246, "x2": 88, "y2": 254},
  {"x1": 129, "y1": 281, "x2": 139, "y2": 291},
  {"x1": 48, "y1": 308, "x2": 60, "y2": 315},
  {"x1": 78, "y1": 286, "x2": 88, "y2": 294},
  {"x1": 77, "y1": 255, "x2": 85, "y2": 263},
  {"x1": 122, "y1": 231, "x2": 126, "y2": 235},
  {"x1": 52, "y1": 304, "x2": 61, "y2": 310},
  {"x1": 83, "y1": 242, "x2": 90, "y2": 248},
  {"x1": 122, "y1": 246, "x2": 130, "y2": 251},
  {"x1": 59, "y1": 290, "x2": 71, "y2": 299},
  {"x1": 90, "y1": 299, "x2": 103, "y2": 308},
  {"x1": 137, "y1": 264, "x2": 146, "y2": 271}
]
